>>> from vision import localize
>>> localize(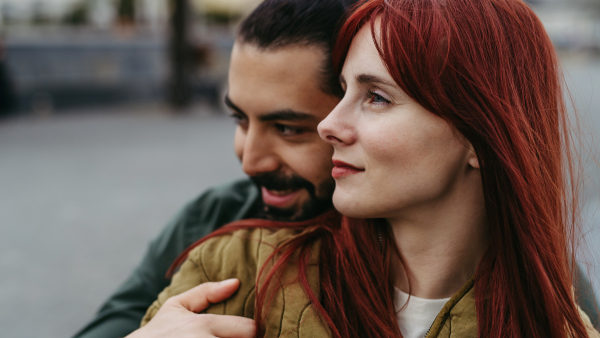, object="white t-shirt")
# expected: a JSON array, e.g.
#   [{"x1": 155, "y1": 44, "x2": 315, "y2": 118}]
[{"x1": 394, "y1": 288, "x2": 451, "y2": 338}]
